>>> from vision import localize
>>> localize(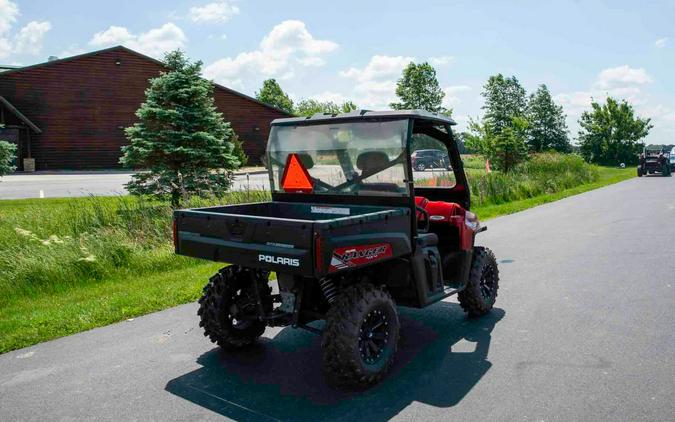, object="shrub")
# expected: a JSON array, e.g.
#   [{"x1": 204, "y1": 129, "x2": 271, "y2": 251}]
[{"x1": 0, "y1": 140, "x2": 17, "y2": 177}]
